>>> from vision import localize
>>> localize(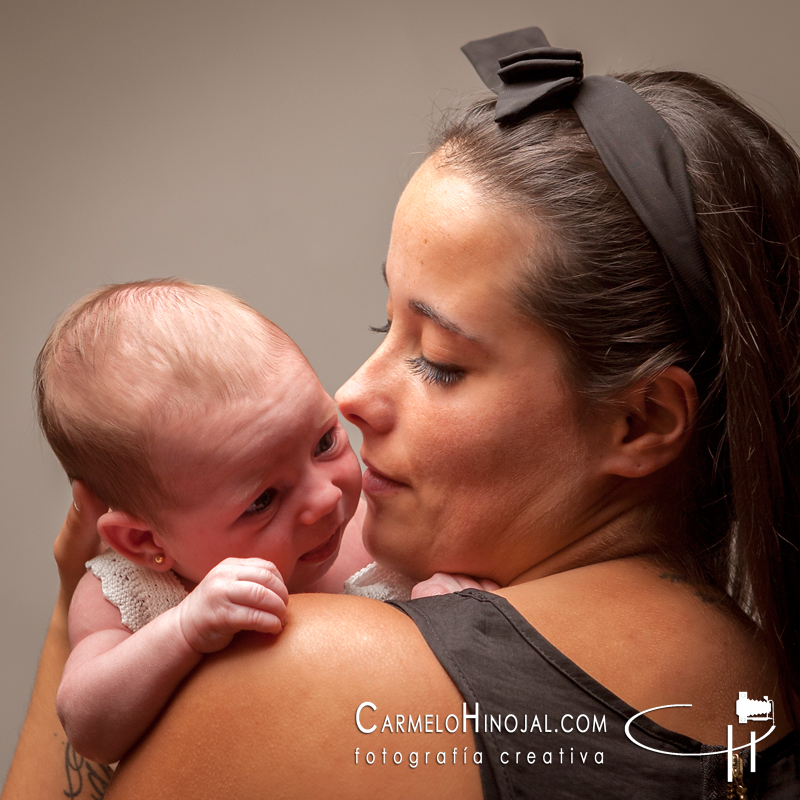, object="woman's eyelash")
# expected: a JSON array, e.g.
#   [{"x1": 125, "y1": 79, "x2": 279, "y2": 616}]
[
  {"x1": 406, "y1": 356, "x2": 464, "y2": 387},
  {"x1": 369, "y1": 320, "x2": 391, "y2": 334}
]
